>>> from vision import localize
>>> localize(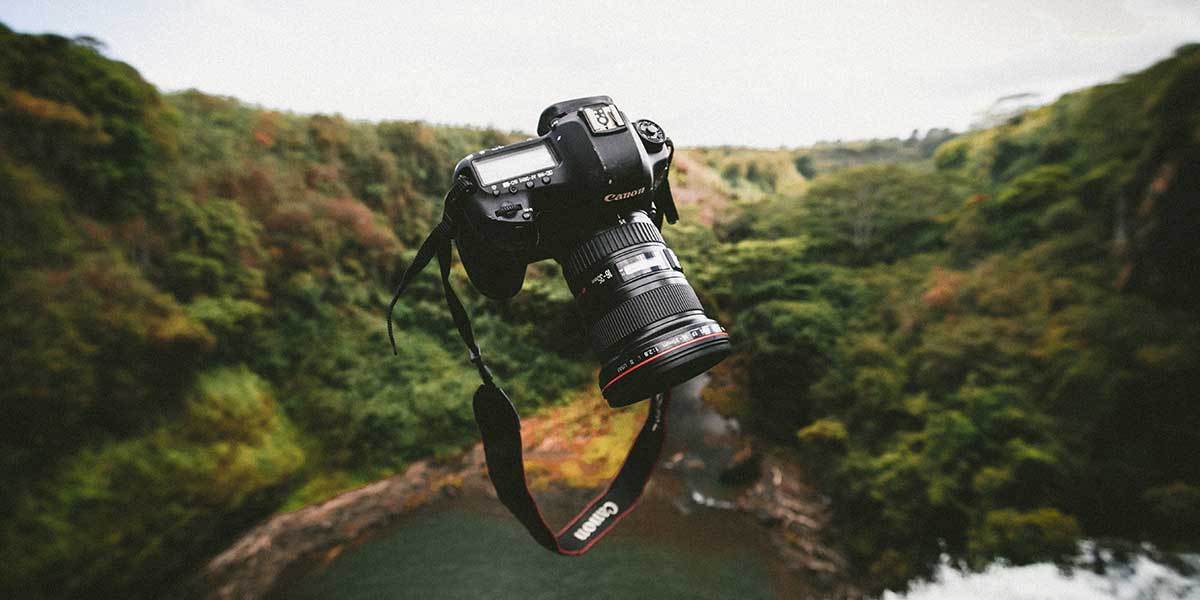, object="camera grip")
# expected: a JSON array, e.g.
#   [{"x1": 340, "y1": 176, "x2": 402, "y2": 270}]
[{"x1": 454, "y1": 234, "x2": 527, "y2": 300}]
